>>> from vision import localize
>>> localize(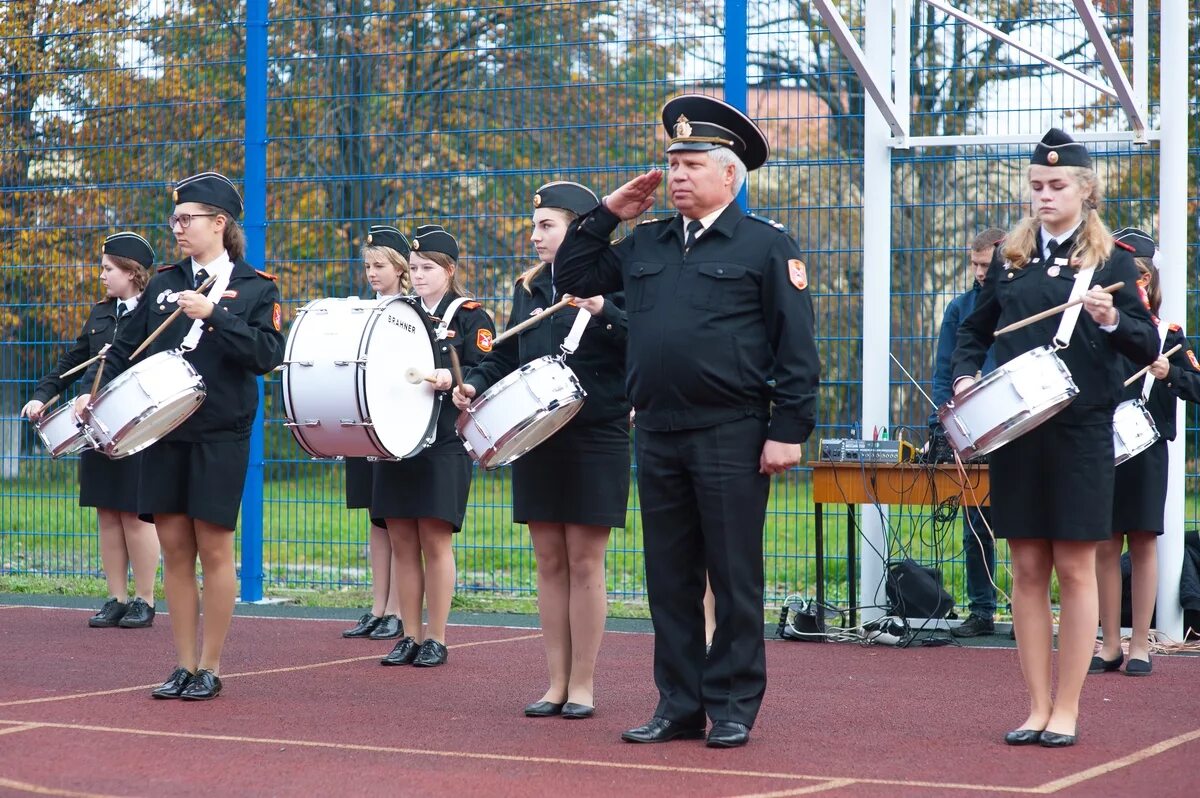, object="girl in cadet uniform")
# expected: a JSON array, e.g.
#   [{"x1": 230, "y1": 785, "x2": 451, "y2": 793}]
[
  {"x1": 377, "y1": 224, "x2": 495, "y2": 668},
  {"x1": 952, "y1": 130, "x2": 1158, "y2": 747},
  {"x1": 455, "y1": 182, "x2": 629, "y2": 718},
  {"x1": 22, "y1": 232, "x2": 161, "y2": 630},
  {"x1": 75, "y1": 171, "x2": 285, "y2": 701},
  {"x1": 341, "y1": 225, "x2": 410, "y2": 642},
  {"x1": 1094, "y1": 229, "x2": 1200, "y2": 678}
]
